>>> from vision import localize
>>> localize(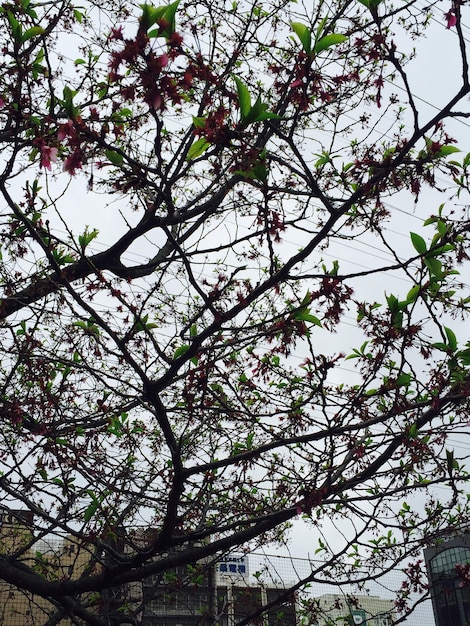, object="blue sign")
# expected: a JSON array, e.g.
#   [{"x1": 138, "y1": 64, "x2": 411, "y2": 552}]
[{"x1": 217, "y1": 555, "x2": 248, "y2": 577}]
